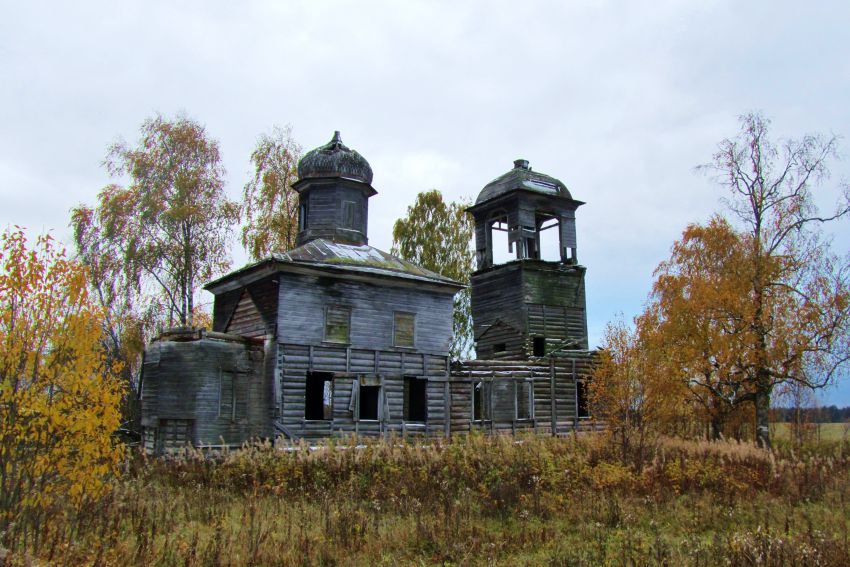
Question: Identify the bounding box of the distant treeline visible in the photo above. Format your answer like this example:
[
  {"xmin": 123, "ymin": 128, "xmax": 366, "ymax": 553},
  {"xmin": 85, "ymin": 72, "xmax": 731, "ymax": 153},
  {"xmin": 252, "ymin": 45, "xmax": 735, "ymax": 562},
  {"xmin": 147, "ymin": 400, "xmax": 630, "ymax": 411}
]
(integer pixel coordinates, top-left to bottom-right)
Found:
[{"xmin": 773, "ymin": 406, "xmax": 850, "ymax": 423}]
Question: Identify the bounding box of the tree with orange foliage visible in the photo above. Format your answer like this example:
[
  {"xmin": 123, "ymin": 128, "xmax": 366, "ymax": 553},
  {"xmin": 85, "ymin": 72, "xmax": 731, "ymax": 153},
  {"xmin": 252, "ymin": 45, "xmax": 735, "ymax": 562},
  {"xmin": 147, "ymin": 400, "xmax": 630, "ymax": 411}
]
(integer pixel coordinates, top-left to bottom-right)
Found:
[
  {"xmin": 645, "ymin": 217, "xmax": 765, "ymax": 439},
  {"xmin": 0, "ymin": 229, "xmax": 124, "ymax": 544},
  {"xmin": 589, "ymin": 316, "xmax": 686, "ymax": 467},
  {"xmin": 697, "ymin": 113, "xmax": 850, "ymax": 447}
]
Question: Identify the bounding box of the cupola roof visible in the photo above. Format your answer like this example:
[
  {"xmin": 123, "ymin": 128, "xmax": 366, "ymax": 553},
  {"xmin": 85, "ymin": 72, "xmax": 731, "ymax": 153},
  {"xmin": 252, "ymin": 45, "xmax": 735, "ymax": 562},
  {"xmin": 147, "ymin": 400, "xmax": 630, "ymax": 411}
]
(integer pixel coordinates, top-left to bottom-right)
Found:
[
  {"xmin": 297, "ymin": 131, "xmax": 373, "ymax": 184},
  {"xmin": 475, "ymin": 159, "xmax": 571, "ymax": 205}
]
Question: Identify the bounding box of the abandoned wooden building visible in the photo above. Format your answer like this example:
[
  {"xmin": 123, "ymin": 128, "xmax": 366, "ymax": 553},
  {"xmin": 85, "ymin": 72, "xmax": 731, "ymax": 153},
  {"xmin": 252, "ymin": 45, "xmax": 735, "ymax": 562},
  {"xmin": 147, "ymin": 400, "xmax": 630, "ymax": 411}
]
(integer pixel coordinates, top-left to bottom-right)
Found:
[{"xmin": 140, "ymin": 132, "xmax": 595, "ymax": 454}]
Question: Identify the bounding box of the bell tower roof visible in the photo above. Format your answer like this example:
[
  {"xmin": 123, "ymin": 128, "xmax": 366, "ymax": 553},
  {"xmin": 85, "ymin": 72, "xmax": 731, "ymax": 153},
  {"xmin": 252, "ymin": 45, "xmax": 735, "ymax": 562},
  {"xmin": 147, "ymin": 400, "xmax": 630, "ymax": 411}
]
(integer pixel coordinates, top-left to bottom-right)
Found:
[{"xmin": 474, "ymin": 159, "xmax": 571, "ymax": 206}]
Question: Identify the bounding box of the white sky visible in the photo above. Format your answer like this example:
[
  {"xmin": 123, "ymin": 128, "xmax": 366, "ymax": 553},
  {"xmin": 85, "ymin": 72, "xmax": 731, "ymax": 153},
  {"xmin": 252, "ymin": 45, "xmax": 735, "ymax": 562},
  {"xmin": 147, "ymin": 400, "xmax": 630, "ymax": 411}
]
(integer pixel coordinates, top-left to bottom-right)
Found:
[{"xmin": 2, "ymin": 0, "xmax": 849, "ymax": 404}]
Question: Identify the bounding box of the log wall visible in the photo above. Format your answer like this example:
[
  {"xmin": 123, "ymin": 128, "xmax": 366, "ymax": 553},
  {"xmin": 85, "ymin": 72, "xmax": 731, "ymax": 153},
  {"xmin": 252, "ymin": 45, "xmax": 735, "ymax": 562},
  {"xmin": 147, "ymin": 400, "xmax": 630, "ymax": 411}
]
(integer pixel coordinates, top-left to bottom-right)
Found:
[{"xmin": 140, "ymin": 330, "xmax": 270, "ymax": 454}]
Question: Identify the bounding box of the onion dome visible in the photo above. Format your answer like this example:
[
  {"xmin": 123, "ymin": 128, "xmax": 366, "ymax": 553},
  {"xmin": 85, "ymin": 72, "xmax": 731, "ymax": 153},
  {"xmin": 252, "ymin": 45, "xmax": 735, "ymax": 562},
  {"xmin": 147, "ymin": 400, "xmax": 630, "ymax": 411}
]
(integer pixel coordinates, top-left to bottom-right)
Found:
[
  {"xmin": 297, "ymin": 131, "xmax": 373, "ymax": 185},
  {"xmin": 475, "ymin": 159, "xmax": 571, "ymax": 205}
]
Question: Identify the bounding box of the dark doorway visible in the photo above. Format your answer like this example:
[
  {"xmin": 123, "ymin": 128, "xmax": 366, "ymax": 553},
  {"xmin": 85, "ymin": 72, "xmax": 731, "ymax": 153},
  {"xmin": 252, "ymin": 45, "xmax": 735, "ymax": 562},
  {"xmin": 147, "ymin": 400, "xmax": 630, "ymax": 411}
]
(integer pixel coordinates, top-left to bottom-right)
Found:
[
  {"xmin": 360, "ymin": 385, "xmax": 380, "ymax": 420},
  {"xmin": 576, "ymin": 379, "xmax": 590, "ymax": 418},
  {"xmin": 532, "ymin": 337, "xmax": 546, "ymax": 356},
  {"xmin": 473, "ymin": 381, "xmax": 489, "ymax": 421},
  {"xmin": 404, "ymin": 377, "xmax": 428, "ymax": 422},
  {"xmin": 305, "ymin": 372, "xmax": 333, "ymax": 420}
]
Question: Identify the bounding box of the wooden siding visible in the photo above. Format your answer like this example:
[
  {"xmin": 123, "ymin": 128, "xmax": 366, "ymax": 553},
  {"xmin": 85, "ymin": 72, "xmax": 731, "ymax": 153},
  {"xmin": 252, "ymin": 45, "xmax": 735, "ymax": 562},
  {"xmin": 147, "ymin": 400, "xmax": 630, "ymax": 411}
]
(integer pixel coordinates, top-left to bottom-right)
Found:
[
  {"xmin": 215, "ymin": 277, "xmax": 278, "ymax": 337},
  {"xmin": 212, "ymin": 288, "xmax": 242, "ymax": 332},
  {"xmin": 297, "ymin": 181, "xmax": 371, "ymax": 246},
  {"xmin": 140, "ymin": 332, "xmax": 270, "ymax": 453},
  {"xmin": 277, "ymin": 272, "xmax": 454, "ymax": 355},
  {"xmin": 472, "ymin": 260, "xmax": 588, "ymax": 359},
  {"xmin": 278, "ymin": 343, "xmax": 451, "ymax": 440},
  {"xmin": 450, "ymin": 353, "xmax": 598, "ymax": 435}
]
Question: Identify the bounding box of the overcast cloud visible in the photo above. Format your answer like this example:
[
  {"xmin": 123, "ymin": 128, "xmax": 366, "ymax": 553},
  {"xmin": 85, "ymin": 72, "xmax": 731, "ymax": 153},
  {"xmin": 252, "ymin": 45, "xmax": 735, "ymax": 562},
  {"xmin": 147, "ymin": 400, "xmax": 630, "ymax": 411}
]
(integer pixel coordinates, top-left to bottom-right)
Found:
[{"xmin": 2, "ymin": 0, "xmax": 849, "ymax": 403}]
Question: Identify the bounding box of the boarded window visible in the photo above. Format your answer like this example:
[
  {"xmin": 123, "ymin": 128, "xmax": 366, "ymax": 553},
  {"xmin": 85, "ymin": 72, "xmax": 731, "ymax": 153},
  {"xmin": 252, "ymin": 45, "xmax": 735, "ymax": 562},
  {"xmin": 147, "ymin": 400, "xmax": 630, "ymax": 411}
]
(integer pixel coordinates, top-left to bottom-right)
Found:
[
  {"xmin": 305, "ymin": 372, "xmax": 333, "ymax": 420},
  {"xmin": 325, "ymin": 305, "xmax": 351, "ymax": 343},
  {"xmin": 516, "ymin": 380, "xmax": 533, "ymax": 420},
  {"xmin": 219, "ymin": 369, "xmax": 246, "ymax": 421},
  {"xmin": 533, "ymin": 336, "xmax": 546, "ymax": 356},
  {"xmin": 360, "ymin": 385, "xmax": 380, "ymax": 420},
  {"xmin": 393, "ymin": 312, "xmax": 415, "ymax": 348},
  {"xmin": 342, "ymin": 200, "xmax": 360, "ymax": 229},
  {"xmin": 155, "ymin": 419, "xmax": 192, "ymax": 455},
  {"xmin": 473, "ymin": 381, "xmax": 491, "ymax": 421},
  {"xmin": 220, "ymin": 370, "xmax": 233, "ymax": 418},
  {"xmin": 404, "ymin": 377, "xmax": 427, "ymax": 422},
  {"xmin": 576, "ymin": 379, "xmax": 591, "ymax": 418}
]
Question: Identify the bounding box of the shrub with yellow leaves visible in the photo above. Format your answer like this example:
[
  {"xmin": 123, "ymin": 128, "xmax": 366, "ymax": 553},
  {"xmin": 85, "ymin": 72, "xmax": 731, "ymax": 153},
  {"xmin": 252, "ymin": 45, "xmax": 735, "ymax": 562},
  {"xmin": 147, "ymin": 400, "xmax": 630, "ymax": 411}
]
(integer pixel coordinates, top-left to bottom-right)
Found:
[{"xmin": 0, "ymin": 228, "xmax": 124, "ymax": 544}]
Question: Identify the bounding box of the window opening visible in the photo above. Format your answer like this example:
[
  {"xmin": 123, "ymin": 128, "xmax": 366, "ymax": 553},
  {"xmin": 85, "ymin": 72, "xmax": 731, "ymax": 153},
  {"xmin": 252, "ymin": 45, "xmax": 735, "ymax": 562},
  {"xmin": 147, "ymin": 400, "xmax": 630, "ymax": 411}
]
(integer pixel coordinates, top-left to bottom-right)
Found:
[
  {"xmin": 394, "ymin": 312, "xmax": 415, "ymax": 348},
  {"xmin": 516, "ymin": 380, "xmax": 533, "ymax": 420},
  {"xmin": 359, "ymin": 385, "xmax": 380, "ymax": 420},
  {"xmin": 537, "ymin": 215, "xmax": 561, "ymax": 261},
  {"xmin": 473, "ymin": 381, "xmax": 490, "ymax": 421},
  {"xmin": 533, "ymin": 336, "xmax": 546, "ymax": 357},
  {"xmin": 522, "ymin": 225, "xmax": 538, "ymax": 259},
  {"xmin": 493, "ymin": 342, "xmax": 506, "ymax": 353},
  {"xmin": 403, "ymin": 377, "xmax": 427, "ymax": 422},
  {"xmin": 577, "ymin": 379, "xmax": 591, "ymax": 418},
  {"xmin": 299, "ymin": 201, "xmax": 308, "ymax": 231},
  {"xmin": 324, "ymin": 305, "xmax": 351, "ymax": 343},
  {"xmin": 305, "ymin": 371, "xmax": 333, "ymax": 420},
  {"xmin": 490, "ymin": 216, "xmax": 513, "ymax": 264}
]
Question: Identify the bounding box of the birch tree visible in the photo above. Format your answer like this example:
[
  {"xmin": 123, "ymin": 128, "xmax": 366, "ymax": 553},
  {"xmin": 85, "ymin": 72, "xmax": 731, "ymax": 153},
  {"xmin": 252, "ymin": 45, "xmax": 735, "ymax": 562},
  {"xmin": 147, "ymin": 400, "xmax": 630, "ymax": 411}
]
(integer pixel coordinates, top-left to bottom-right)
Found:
[
  {"xmin": 72, "ymin": 113, "xmax": 240, "ymax": 329},
  {"xmin": 241, "ymin": 124, "xmax": 303, "ymax": 259},
  {"xmin": 392, "ymin": 190, "xmax": 475, "ymax": 359}
]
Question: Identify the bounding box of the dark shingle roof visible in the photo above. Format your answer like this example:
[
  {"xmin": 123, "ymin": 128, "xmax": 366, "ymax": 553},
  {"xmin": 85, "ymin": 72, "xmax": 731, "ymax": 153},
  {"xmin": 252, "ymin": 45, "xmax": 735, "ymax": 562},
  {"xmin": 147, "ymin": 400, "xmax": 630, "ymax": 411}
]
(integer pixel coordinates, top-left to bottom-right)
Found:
[
  {"xmin": 475, "ymin": 159, "xmax": 571, "ymax": 205},
  {"xmin": 297, "ymin": 131, "xmax": 373, "ymax": 185}
]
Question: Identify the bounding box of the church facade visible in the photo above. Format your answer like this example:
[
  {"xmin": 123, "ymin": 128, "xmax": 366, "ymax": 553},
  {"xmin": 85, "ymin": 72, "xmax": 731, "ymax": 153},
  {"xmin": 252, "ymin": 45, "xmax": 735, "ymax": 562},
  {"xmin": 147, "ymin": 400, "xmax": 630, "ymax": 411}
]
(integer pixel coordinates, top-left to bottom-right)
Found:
[{"xmin": 140, "ymin": 132, "xmax": 595, "ymax": 454}]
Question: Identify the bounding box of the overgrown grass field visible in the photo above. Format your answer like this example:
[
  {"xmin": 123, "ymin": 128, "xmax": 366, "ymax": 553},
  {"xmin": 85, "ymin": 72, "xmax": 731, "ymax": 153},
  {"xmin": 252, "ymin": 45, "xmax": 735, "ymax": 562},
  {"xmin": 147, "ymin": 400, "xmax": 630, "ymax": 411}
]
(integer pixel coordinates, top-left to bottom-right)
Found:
[
  {"xmin": 771, "ymin": 422, "xmax": 850, "ymax": 443},
  {"xmin": 6, "ymin": 434, "xmax": 850, "ymax": 566}
]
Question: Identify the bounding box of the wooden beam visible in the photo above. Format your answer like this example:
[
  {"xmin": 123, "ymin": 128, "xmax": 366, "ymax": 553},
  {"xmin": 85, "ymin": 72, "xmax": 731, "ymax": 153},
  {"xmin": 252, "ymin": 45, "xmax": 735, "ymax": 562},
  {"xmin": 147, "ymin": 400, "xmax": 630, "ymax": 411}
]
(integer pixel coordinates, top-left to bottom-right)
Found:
[{"xmin": 549, "ymin": 357, "xmax": 556, "ymax": 436}]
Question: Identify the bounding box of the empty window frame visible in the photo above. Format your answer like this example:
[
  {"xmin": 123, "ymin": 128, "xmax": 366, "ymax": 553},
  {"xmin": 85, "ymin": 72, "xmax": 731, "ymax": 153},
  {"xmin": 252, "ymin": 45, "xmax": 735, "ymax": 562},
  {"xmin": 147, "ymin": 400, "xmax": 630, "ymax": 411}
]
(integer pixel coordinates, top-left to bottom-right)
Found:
[
  {"xmin": 359, "ymin": 385, "xmax": 381, "ymax": 420},
  {"xmin": 532, "ymin": 336, "xmax": 546, "ymax": 357},
  {"xmin": 324, "ymin": 305, "xmax": 351, "ymax": 343},
  {"xmin": 393, "ymin": 311, "xmax": 415, "ymax": 348},
  {"xmin": 516, "ymin": 380, "xmax": 534, "ymax": 420},
  {"xmin": 403, "ymin": 377, "xmax": 428, "ymax": 422},
  {"xmin": 305, "ymin": 372, "xmax": 334, "ymax": 420},
  {"xmin": 537, "ymin": 214, "xmax": 561, "ymax": 261},
  {"xmin": 576, "ymin": 379, "xmax": 591, "ymax": 419},
  {"xmin": 299, "ymin": 201, "xmax": 308, "ymax": 231},
  {"xmin": 493, "ymin": 342, "xmax": 506, "ymax": 354},
  {"xmin": 472, "ymin": 381, "xmax": 491, "ymax": 421}
]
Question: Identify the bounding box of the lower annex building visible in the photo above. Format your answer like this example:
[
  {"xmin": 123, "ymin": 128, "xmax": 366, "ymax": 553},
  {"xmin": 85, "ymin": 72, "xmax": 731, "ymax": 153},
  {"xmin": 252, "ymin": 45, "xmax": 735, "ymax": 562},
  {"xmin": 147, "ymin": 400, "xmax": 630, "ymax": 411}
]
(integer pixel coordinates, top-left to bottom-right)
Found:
[{"xmin": 140, "ymin": 132, "xmax": 596, "ymax": 454}]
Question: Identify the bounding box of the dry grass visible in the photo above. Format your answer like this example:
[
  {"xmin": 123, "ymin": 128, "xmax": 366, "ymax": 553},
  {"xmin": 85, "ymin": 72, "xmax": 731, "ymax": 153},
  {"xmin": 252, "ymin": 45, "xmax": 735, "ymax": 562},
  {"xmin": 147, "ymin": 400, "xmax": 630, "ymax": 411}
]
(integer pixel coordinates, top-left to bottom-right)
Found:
[
  {"xmin": 3, "ymin": 434, "xmax": 850, "ymax": 566},
  {"xmin": 772, "ymin": 422, "xmax": 850, "ymax": 443}
]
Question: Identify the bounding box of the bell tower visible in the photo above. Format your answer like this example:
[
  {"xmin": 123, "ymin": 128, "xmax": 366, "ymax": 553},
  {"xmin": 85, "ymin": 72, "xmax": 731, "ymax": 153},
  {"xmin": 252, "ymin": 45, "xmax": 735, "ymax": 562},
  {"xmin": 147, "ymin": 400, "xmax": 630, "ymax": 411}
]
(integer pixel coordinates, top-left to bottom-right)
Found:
[{"xmin": 467, "ymin": 159, "xmax": 588, "ymax": 359}]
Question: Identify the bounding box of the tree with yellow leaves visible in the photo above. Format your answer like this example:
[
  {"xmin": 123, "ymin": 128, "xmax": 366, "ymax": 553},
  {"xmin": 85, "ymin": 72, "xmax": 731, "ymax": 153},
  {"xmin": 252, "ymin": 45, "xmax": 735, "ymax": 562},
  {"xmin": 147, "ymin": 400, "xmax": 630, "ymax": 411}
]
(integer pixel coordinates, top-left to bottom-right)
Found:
[
  {"xmin": 589, "ymin": 316, "xmax": 686, "ymax": 467},
  {"xmin": 241, "ymin": 124, "xmax": 303, "ymax": 260},
  {"xmin": 646, "ymin": 217, "xmax": 765, "ymax": 439},
  {"xmin": 0, "ymin": 229, "xmax": 124, "ymax": 544}
]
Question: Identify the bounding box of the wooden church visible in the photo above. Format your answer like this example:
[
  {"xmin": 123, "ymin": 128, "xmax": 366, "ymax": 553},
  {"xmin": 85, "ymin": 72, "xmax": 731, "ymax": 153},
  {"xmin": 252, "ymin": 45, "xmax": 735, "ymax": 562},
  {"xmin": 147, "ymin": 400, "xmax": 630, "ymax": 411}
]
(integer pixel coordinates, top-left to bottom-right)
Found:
[{"xmin": 140, "ymin": 132, "xmax": 595, "ymax": 454}]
